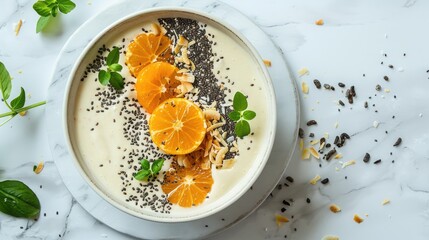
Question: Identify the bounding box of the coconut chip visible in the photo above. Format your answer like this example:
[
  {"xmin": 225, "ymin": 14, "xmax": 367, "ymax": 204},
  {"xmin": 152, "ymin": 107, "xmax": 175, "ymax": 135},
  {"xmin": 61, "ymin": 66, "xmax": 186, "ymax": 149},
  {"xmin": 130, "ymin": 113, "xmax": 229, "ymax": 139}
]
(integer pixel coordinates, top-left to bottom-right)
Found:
[
  {"xmin": 15, "ymin": 19, "xmax": 23, "ymax": 36},
  {"xmin": 263, "ymin": 59, "xmax": 272, "ymax": 67},
  {"xmin": 315, "ymin": 19, "xmax": 324, "ymax": 25},
  {"xmin": 302, "ymin": 81, "xmax": 309, "ymax": 94},
  {"xmin": 204, "ymin": 108, "xmax": 220, "ymax": 121},
  {"xmin": 310, "ymin": 175, "xmax": 321, "ymax": 185},
  {"xmin": 298, "ymin": 67, "xmax": 309, "ymax": 76},
  {"xmin": 299, "ymin": 139, "xmax": 304, "ymax": 151},
  {"xmin": 309, "ymin": 147, "xmax": 320, "ymax": 159},
  {"xmin": 353, "ymin": 214, "xmax": 364, "ymax": 224},
  {"xmin": 382, "ymin": 199, "xmax": 390, "ymax": 205},
  {"xmin": 329, "ymin": 204, "xmax": 341, "ymax": 213},
  {"xmin": 275, "ymin": 214, "xmax": 289, "ymax": 227},
  {"xmin": 334, "ymin": 153, "xmax": 342, "ymax": 159},
  {"xmin": 302, "ymin": 148, "xmax": 310, "ymax": 160},
  {"xmin": 341, "ymin": 160, "xmax": 356, "ymax": 168},
  {"xmin": 322, "ymin": 235, "xmax": 340, "ymax": 240},
  {"xmin": 222, "ymin": 158, "xmax": 236, "ymax": 169},
  {"xmin": 33, "ymin": 162, "xmax": 44, "ymax": 174}
]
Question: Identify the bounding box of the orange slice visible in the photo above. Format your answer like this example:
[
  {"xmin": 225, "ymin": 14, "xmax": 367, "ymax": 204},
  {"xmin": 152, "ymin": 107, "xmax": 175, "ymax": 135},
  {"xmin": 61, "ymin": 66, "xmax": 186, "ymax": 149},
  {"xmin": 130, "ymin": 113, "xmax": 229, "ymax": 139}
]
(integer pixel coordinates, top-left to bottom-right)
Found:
[
  {"xmin": 125, "ymin": 33, "xmax": 172, "ymax": 77},
  {"xmin": 135, "ymin": 62, "xmax": 180, "ymax": 113},
  {"xmin": 162, "ymin": 165, "xmax": 213, "ymax": 207},
  {"xmin": 149, "ymin": 98, "xmax": 206, "ymax": 155}
]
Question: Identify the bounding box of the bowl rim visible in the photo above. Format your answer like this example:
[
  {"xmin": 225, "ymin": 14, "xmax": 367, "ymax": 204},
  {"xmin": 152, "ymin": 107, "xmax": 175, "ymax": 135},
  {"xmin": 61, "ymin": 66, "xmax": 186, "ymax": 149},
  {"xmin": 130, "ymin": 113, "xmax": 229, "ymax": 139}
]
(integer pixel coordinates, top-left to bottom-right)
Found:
[{"xmin": 63, "ymin": 6, "xmax": 277, "ymax": 223}]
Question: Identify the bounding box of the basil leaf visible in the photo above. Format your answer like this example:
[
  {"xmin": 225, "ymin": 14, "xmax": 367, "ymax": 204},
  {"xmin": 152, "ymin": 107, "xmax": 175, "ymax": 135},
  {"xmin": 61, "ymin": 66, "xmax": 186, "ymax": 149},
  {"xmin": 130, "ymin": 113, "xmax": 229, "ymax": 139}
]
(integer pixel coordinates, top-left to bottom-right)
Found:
[
  {"xmin": 151, "ymin": 158, "xmax": 165, "ymax": 174},
  {"xmin": 0, "ymin": 62, "xmax": 12, "ymax": 101},
  {"xmin": 33, "ymin": 1, "xmax": 52, "ymax": 17},
  {"xmin": 134, "ymin": 169, "xmax": 151, "ymax": 181},
  {"xmin": 140, "ymin": 159, "xmax": 150, "ymax": 170},
  {"xmin": 36, "ymin": 16, "xmax": 52, "ymax": 33},
  {"xmin": 0, "ymin": 180, "xmax": 40, "ymax": 218},
  {"xmin": 109, "ymin": 72, "xmax": 124, "ymax": 90},
  {"xmin": 235, "ymin": 120, "xmax": 251, "ymax": 138},
  {"xmin": 233, "ymin": 91, "xmax": 247, "ymax": 111},
  {"xmin": 98, "ymin": 70, "xmax": 110, "ymax": 86},
  {"xmin": 242, "ymin": 110, "xmax": 256, "ymax": 120},
  {"xmin": 106, "ymin": 47, "xmax": 120, "ymax": 66},
  {"xmin": 228, "ymin": 111, "xmax": 240, "ymax": 122},
  {"xmin": 109, "ymin": 63, "xmax": 123, "ymax": 72},
  {"xmin": 10, "ymin": 87, "xmax": 26, "ymax": 110},
  {"xmin": 57, "ymin": 0, "xmax": 76, "ymax": 14}
]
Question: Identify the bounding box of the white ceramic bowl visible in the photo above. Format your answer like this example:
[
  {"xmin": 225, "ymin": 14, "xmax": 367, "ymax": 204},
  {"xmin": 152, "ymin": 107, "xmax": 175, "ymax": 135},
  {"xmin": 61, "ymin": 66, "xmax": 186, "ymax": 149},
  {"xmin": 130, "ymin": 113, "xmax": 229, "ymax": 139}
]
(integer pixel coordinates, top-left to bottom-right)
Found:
[{"xmin": 64, "ymin": 7, "xmax": 276, "ymax": 222}]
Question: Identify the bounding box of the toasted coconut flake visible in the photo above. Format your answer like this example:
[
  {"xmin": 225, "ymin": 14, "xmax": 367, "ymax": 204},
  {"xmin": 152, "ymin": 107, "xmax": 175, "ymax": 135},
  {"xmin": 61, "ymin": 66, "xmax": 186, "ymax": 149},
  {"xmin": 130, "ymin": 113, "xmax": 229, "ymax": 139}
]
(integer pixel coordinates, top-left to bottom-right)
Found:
[
  {"xmin": 178, "ymin": 35, "xmax": 189, "ymax": 46},
  {"xmin": 353, "ymin": 214, "xmax": 364, "ymax": 224},
  {"xmin": 181, "ymin": 48, "xmax": 191, "ymax": 65},
  {"xmin": 302, "ymin": 148, "xmax": 310, "ymax": 160},
  {"xmin": 319, "ymin": 142, "xmax": 326, "ymax": 150},
  {"xmin": 204, "ymin": 109, "xmax": 220, "ymax": 121},
  {"xmin": 201, "ymin": 157, "xmax": 211, "ymax": 170},
  {"xmin": 33, "ymin": 162, "xmax": 44, "ymax": 174},
  {"xmin": 324, "ymin": 133, "xmax": 329, "ymax": 139},
  {"xmin": 342, "ymin": 160, "xmax": 356, "ymax": 168},
  {"xmin": 329, "ymin": 204, "xmax": 341, "ymax": 213},
  {"xmin": 275, "ymin": 214, "xmax": 289, "ymax": 227},
  {"xmin": 152, "ymin": 23, "xmax": 162, "ymax": 35},
  {"xmin": 183, "ymin": 158, "xmax": 192, "ymax": 168},
  {"xmin": 298, "ymin": 67, "xmax": 309, "ymax": 76},
  {"xmin": 309, "ymin": 147, "xmax": 320, "ymax": 159},
  {"xmin": 222, "ymin": 158, "xmax": 236, "ymax": 169},
  {"xmin": 315, "ymin": 19, "xmax": 324, "ymax": 25},
  {"xmin": 299, "ymin": 139, "xmax": 304, "ymax": 151},
  {"xmin": 230, "ymin": 147, "xmax": 238, "ymax": 153},
  {"xmin": 384, "ymin": 88, "xmax": 391, "ymax": 93},
  {"xmin": 215, "ymin": 147, "xmax": 228, "ymax": 166},
  {"xmin": 322, "ymin": 235, "xmax": 340, "ymax": 240},
  {"xmin": 302, "ymin": 81, "xmax": 309, "ymax": 94},
  {"xmin": 233, "ymin": 141, "xmax": 239, "ymax": 149},
  {"xmin": 214, "ymin": 134, "xmax": 228, "ymax": 147},
  {"xmin": 15, "ymin": 19, "xmax": 23, "ymax": 36},
  {"xmin": 334, "ymin": 153, "xmax": 343, "ymax": 159},
  {"xmin": 334, "ymin": 121, "xmax": 339, "ymax": 128},
  {"xmin": 382, "ymin": 199, "xmax": 390, "ymax": 205},
  {"xmin": 263, "ymin": 59, "xmax": 272, "ymax": 67},
  {"xmin": 207, "ymin": 122, "xmax": 225, "ymax": 132},
  {"xmin": 310, "ymin": 175, "xmax": 321, "ymax": 185},
  {"xmin": 310, "ymin": 139, "xmax": 320, "ymax": 145}
]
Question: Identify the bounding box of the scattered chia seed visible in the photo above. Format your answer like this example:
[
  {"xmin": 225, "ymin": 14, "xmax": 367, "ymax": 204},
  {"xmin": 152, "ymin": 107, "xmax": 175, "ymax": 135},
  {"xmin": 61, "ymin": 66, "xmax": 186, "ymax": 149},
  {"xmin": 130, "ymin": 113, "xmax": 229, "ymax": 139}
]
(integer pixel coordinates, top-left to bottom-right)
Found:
[
  {"xmin": 306, "ymin": 198, "xmax": 311, "ymax": 203},
  {"xmin": 281, "ymin": 207, "xmax": 286, "ymax": 212},
  {"xmin": 364, "ymin": 101, "xmax": 368, "ymax": 108},
  {"xmin": 374, "ymin": 159, "xmax": 382, "ymax": 164},
  {"xmin": 376, "ymin": 85, "xmax": 381, "ymax": 91},
  {"xmin": 313, "ymin": 79, "xmax": 321, "ymax": 89},
  {"xmin": 339, "ymin": 100, "xmax": 345, "ymax": 106},
  {"xmin": 323, "ymin": 84, "xmax": 331, "ymax": 90},
  {"xmin": 283, "ymin": 200, "xmax": 291, "ymax": 206},
  {"xmin": 393, "ymin": 137, "xmax": 402, "ymax": 147},
  {"xmin": 363, "ymin": 153, "xmax": 370, "ymax": 163},
  {"xmin": 383, "ymin": 76, "xmax": 389, "ymax": 81},
  {"xmin": 309, "ymin": 133, "xmax": 315, "ymax": 138},
  {"xmin": 298, "ymin": 128, "xmax": 304, "ymax": 138},
  {"xmin": 325, "ymin": 149, "xmax": 337, "ymax": 160},
  {"xmin": 286, "ymin": 176, "xmax": 294, "ymax": 183},
  {"xmin": 307, "ymin": 120, "xmax": 317, "ymax": 126},
  {"xmin": 321, "ymin": 178, "xmax": 329, "ymax": 184},
  {"xmin": 388, "ymin": 64, "xmax": 394, "ymax": 69},
  {"xmin": 338, "ymin": 82, "xmax": 345, "ymax": 88}
]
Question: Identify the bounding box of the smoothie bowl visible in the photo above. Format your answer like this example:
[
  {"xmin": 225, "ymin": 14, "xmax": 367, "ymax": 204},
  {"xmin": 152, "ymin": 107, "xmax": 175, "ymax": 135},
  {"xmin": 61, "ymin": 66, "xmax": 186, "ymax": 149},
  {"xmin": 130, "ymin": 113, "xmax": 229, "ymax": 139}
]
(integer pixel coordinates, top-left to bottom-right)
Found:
[{"xmin": 64, "ymin": 8, "xmax": 276, "ymax": 222}]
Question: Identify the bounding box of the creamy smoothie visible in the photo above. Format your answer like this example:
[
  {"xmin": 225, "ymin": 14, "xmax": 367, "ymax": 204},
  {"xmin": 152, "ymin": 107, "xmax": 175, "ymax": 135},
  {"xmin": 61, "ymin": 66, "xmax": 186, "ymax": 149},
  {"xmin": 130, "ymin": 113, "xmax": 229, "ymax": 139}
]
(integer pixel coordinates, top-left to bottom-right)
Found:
[{"xmin": 71, "ymin": 16, "xmax": 272, "ymax": 217}]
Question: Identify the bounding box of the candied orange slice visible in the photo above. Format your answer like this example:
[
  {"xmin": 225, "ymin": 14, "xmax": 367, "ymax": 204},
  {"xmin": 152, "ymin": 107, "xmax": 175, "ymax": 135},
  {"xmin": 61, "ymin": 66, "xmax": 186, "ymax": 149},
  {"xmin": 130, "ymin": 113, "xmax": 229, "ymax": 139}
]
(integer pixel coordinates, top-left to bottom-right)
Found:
[
  {"xmin": 135, "ymin": 62, "xmax": 180, "ymax": 113},
  {"xmin": 125, "ymin": 33, "xmax": 172, "ymax": 77},
  {"xmin": 149, "ymin": 98, "xmax": 206, "ymax": 155},
  {"xmin": 162, "ymin": 165, "xmax": 213, "ymax": 207}
]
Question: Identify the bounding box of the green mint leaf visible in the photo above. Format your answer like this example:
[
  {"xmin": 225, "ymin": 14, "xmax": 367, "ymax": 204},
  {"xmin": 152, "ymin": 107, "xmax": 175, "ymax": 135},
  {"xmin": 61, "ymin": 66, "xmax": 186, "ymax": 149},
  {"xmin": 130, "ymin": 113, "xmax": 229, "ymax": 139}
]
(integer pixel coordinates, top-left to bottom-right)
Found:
[
  {"xmin": 33, "ymin": 1, "xmax": 52, "ymax": 17},
  {"xmin": 228, "ymin": 111, "xmax": 240, "ymax": 122},
  {"xmin": 10, "ymin": 87, "xmax": 26, "ymax": 110},
  {"xmin": 235, "ymin": 120, "xmax": 251, "ymax": 138},
  {"xmin": 57, "ymin": 0, "xmax": 76, "ymax": 14},
  {"xmin": 51, "ymin": 6, "xmax": 58, "ymax": 17},
  {"xmin": 109, "ymin": 63, "xmax": 123, "ymax": 72},
  {"xmin": 45, "ymin": 0, "xmax": 57, "ymax": 5},
  {"xmin": 233, "ymin": 91, "xmax": 248, "ymax": 111},
  {"xmin": 134, "ymin": 169, "xmax": 151, "ymax": 181},
  {"xmin": 106, "ymin": 47, "xmax": 120, "ymax": 66},
  {"xmin": 109, "ymin": 72, "xmax": 124, "ymax": 90},
  {"xmin": 242, "ymin": 110, "xmax": 256, "ymax": 120},
  {"xmin": 0, "ymin": 180, "xmax": 41, "ymax": 218},
  {"xmin": 0, "ymin": 62, "xmax": 12, "ymax": 101},
  {"xmin": 98, "ymin": 70, "xmax": 110, "ymax": 86},
  {"xmin": 151, "ymin": 158, "xmax": 165, "ymax": 175},
  {"xmin": 140, "ymin": 159, "xmax": 150, "ymax": 170},
  {"xmin": 36, "ymin": 16, "xmax": 52, "ymax": 33}
]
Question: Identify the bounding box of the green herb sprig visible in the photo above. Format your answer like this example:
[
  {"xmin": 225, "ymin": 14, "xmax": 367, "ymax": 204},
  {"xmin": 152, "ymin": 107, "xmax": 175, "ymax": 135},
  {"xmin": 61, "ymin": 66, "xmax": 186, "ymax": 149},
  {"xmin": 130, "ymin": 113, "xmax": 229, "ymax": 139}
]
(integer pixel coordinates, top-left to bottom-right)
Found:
[
  {"xmin": 98, "ymin": 47, "xmax": 125, "ymax": 90},
  {"xmin": 134, "ymin": 158, "xmax": 165, "ymax": 181},
  {"xmin": 228, "ymin": 91, "xmax": 256, "ymax": 138},
  {"xmin": 0, "ymin": 62, "xmax": 46, "ymax": 127},
  {"xmin": 33, "ymin": 0, "xmax": 76, "ymax": 33},
  {"xmin": 0, "ymin": 180, "xmax": 41, "ymax": 218}
]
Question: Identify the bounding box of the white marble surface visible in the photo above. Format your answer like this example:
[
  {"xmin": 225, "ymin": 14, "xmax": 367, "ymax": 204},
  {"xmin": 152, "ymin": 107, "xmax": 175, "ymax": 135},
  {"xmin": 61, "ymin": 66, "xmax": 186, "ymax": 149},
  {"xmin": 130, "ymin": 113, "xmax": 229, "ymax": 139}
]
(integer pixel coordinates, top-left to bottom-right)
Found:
[{"xmin": 1, "ymin": 0, "xmax": 429, "ymax": 239}]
